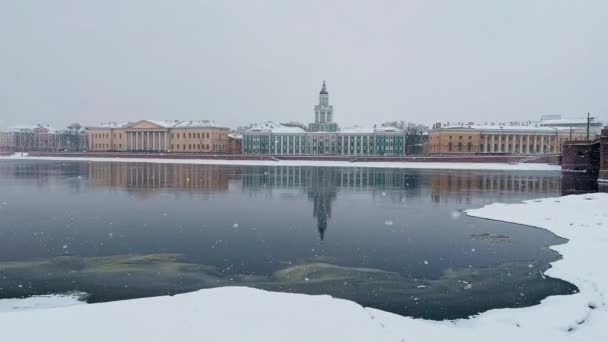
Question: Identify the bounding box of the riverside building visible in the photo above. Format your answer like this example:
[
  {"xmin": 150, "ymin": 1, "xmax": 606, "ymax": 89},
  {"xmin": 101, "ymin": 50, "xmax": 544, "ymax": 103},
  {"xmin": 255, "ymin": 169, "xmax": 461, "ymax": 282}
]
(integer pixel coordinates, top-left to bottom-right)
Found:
[
  {"xmin": 0, "ymin": 124, "xmax": 87, "ymax": 152},
  {"xmin": 427, "ymin": 116, "xmax": 603, "ymax": 155},
  {"xmin": 88, "ymin": 120, "xmax": 230, "ymax": 153},
  {"xmin": 242, "ymin": 82, "xmax": 406, "ymax": 156}
]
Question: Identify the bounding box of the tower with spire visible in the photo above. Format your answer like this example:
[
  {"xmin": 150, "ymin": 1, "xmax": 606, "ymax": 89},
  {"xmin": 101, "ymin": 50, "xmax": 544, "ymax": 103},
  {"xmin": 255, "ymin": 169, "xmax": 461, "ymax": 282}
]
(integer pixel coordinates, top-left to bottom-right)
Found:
[{"xmin": 310, "ymin": 81, "xmax": 338, "ymax": 132}]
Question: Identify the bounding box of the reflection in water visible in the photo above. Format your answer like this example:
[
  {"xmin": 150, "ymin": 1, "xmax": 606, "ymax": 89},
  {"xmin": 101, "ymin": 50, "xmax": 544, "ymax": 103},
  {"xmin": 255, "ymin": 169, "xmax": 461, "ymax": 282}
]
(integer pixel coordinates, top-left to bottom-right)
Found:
[
  {"xmin": 560, "ymin": 173, "xmax": 600, "ymax": 195},
  {"xmin": 88, "ymin": 162, "xmax": 241, "ymax": 193},
  {"xmin": 0, "ymin": 160, "xmax": 597, "ymax": 319}
]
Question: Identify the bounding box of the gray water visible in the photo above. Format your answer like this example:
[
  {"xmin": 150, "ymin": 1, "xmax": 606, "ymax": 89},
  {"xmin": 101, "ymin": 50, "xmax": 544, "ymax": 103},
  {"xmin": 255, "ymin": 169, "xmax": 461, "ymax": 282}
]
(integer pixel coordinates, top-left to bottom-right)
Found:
[{"xmin": 0, "ymin": 160, "xmax": 590, "ymax": 319}]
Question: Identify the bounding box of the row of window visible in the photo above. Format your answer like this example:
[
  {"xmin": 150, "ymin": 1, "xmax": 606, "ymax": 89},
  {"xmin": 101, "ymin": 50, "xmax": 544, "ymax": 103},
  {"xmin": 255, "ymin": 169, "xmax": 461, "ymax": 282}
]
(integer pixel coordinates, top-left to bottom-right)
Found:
[
  {"xmin": 171, "ymin": 144, "xmax": 225, "ymax": 151},
  {"xmin": 91, "ymin": 133, "xmax": 124, "ymax": 140},
  {"xmin": 174, "ymin": 132, "xmax": 213, "ymax": 139},
  {"xmin": 92, "ymin": 133, "xmax": 112, "ymax": 139},
  {"xmin": 92, "ymin": 132, "xmax": 228, "ymax": 140},
  {"xmin": 93, "ymin": 143, "xmax": 123, "ymax": 149},
  {"xmin": 446, "ymin": 142, "xmax": 553, "ymax": 152}
]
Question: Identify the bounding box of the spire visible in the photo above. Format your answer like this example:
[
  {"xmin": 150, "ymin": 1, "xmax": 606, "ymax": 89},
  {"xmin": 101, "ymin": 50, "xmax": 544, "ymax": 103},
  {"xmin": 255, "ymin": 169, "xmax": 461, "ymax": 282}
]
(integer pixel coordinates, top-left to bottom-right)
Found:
[{"xmin": 320, "ymin": 81, "xmax": 328, "ymax": 95}]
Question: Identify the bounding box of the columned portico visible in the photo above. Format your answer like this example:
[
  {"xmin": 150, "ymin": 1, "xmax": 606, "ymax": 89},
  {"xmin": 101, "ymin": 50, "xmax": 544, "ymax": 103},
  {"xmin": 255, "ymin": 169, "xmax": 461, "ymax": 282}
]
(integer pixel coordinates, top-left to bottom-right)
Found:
[{"xmin": 126, "ymin": 130, "xmax": 169, "ymax": 152}]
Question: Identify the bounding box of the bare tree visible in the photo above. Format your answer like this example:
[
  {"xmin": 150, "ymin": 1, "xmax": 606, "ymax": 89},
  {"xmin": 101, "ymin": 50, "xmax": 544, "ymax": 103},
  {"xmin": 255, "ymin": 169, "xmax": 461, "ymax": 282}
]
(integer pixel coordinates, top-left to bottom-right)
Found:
[{"xmin": 382, "ymin": 121, "xmax": 428, "ymax": 155}]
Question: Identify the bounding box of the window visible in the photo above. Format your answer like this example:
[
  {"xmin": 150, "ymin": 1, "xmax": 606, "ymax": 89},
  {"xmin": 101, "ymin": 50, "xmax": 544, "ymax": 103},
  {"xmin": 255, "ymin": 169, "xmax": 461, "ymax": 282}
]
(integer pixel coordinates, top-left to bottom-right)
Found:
[
  {"xmin": 448, "ymin": 142, "xmax": 453, "ymax": 151},
  {"xmin": 177, "ymin": 133, "xmax": 180, "ymax": 139},
  {"xmin": 458, "ymin": 142, "xmax": 462, "ymax": 151},
  {"xmin": 467, "ymin": 143, "xmax": 472, "ymax": 152}
]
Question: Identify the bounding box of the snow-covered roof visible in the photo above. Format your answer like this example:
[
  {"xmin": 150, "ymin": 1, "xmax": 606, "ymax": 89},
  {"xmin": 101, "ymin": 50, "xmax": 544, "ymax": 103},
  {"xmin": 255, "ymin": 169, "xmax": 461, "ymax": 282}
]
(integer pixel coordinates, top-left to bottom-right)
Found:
[
  {"xmin": 245, "ymin": 122, "xmax": 306, "ymax": 134},
  {"xmin": 145, "ymin": 120, "xmax": 180, "ymax": 128},
  {"xmin": 3, "ymin": 124, "xmax": 58, "ymax": 133},
  {"xmin": 88, "ymin": 122, "xmax": 130, "ymax": 129},
  {"xmin": 539, "ymin": 117, "xmax": 602, "ymax": 126},
  {"xmin": 433, "ymin": 124, "xmax": 568, "ymax": 132},
  {"xmin": 339, "ymin": 126, "xmax": 403, "ymax": 134},
  {"xmin": 174, "ymin": 120, "xmax": 228, "ymax": 129}
]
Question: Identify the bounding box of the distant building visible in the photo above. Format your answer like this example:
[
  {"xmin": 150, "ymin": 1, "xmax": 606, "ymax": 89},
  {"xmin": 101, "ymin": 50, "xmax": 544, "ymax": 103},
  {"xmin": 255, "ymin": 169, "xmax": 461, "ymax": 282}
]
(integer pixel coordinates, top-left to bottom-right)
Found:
[
  {"xmin": 243, "ymin": 82, "xmax": 406, "ymax": 156},
  {"xmin": 428, "ymin": 116, "xmax": 603, "ymax": 155},
  {"xmin": 539, "ymin": 115, "xmax": 603, "ymax": 137},
  {"xmin": 0, "ymin": 124, "xmax": 87, "ymax": 152},
  {"xmin": 87, "ymin": 120, "xmax": 230, "ymax": 153}
]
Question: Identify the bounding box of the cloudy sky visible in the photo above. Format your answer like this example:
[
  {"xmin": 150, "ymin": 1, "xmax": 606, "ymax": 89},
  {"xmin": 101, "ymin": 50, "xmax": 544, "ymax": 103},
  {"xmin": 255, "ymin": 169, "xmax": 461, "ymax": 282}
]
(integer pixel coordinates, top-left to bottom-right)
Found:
[{"xmin": 0, "ymin": 0, "xmax": 606, "ymax": 129}]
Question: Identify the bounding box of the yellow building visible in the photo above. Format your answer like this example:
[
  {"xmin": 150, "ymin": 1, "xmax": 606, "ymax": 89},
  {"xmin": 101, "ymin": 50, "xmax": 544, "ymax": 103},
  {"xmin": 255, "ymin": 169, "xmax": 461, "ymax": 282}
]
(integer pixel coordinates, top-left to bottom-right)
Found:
[
  {"xmin": 88, "ymin": 120, "xmax": 230, "ymax": 153},
  {"xmin": 428, "ymin": 121, "xmax": 596, "ymax": 155}
]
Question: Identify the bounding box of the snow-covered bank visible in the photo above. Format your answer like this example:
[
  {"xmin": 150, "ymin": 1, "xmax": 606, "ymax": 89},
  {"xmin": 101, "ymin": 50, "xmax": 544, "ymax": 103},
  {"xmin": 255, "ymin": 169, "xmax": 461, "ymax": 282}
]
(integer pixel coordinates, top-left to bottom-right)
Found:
[
  {"xmin": 0, "ymin": 193, "xmax": 606, "ymax": 341},
  {"xmin": 0, "ymin": 153, "xmax": 561, "ymax": 171}
]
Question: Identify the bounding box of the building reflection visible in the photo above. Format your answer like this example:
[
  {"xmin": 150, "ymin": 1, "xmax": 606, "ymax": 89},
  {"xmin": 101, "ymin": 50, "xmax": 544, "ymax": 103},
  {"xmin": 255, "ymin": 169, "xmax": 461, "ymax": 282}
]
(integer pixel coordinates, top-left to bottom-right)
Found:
[
  {"xmin": 307, "ymin": 168, "xmax": 337, "ymax": 240},
  {"xmin": 5, "ymin": 161, "xmax": 601, "ymax": 241},
  {"xmin": 87, "ymin": 162, "xmax": 240, "ymax": 195},
  {"xmin": 0, "ymin": 161, "xmax": 89, "ymax": 190},
  {"xmin": 242, "ymin": 166, "xmax": 424, "ymax": 239},
  {"xmin": 428, "ymin": 173, "xmax": 563, "ymax": 204},
  {"xmin": 560, "ymin": 173, "xmax": 599, "ymax": 195}
]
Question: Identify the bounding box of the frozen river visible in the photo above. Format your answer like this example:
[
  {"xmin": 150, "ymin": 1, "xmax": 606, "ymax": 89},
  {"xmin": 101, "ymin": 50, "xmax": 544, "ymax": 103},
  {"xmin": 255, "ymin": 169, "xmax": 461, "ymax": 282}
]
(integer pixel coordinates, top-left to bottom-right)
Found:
[{"xmin": 0, "ymin": 160, "xmax": 595, "ymax": 319}]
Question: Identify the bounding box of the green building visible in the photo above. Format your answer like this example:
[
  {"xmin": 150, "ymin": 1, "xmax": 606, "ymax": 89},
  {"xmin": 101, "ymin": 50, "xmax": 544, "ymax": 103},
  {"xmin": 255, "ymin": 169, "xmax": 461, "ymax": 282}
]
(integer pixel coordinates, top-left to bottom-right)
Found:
[{"xmin": 243, "ymin": 82, "xmax": 406, "ymax": 156}]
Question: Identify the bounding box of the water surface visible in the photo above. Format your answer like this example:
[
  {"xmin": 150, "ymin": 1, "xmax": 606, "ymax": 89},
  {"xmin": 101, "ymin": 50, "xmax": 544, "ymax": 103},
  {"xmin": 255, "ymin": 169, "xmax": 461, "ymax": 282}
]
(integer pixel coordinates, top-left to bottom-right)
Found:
[{"xmin": 0, "ymin": 161, "xmax": 591, "ymax": 319}]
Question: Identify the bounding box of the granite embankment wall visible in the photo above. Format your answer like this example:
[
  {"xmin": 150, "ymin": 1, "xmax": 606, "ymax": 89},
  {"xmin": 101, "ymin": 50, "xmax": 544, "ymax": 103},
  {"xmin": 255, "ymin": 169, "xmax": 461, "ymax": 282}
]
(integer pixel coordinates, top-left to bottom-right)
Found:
[
  {"xmin": 562, "ymin": 140, "xmax": 601, "ymax": 173},
  {"xmin": 19, "ymin": 152, "xmax": 562, "ymax": 164},
  {"xmin": 600, "ymin": 129, "xmax": 608, "ymax": 181},
  {"xmin": 561, "ymin": 128, "xmax": 608, "ymax": 180}
]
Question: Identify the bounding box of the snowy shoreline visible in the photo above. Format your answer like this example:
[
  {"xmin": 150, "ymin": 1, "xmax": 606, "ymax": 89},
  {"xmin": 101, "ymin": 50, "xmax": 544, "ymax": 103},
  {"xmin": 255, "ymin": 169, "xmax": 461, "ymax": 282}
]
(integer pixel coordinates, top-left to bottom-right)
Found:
[
  {"xmin": 0, "ymin": 193, "xmax": 606, "ymax": 341},
  {"xmin": 0, "ymin": 154, "xmax": 562, "ymax": 171}
]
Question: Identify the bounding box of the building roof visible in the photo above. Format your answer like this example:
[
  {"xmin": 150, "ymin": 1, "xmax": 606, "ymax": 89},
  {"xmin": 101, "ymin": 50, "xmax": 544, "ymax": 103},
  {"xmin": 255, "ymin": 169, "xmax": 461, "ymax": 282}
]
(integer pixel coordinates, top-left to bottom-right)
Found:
[
  {"xmin": 145, "ymin": 120, "xmax": 180, "ymax": 128},
  {"xmin": 3, "ymin": 124, "xmax": 58, "ymax": 133},
  {"xmin": 245, "ymin": 121, "xmax": 306, "ymax": 134},
  {"xmin": 89, "ymin": 120, "xmax": 228, "ymax": 130},
  {"xmin": 173, "ymin": 120, "xmax": 227, "ymax": 129},
  {"xmin": 88, "ymin": 122, "xmax": 131, "ymax": 129},
  {"xmin": 339, "ymin": 126, "xmax": 404, "ymax": 134},
  {"xmin": 434, "ymin": 124, "xmax": 566, "ymax": 132},
  {"xmin": 539, "ymin": 117, "xmax": 602, "ymax": 126}
]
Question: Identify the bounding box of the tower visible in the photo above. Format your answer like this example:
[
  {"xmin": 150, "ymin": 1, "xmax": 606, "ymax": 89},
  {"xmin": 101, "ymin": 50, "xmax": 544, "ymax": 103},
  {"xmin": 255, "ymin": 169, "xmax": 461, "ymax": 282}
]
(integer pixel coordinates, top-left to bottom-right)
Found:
[{"xmin": 310, "ymin": 81, "xmax": 338, "ymax": 132}]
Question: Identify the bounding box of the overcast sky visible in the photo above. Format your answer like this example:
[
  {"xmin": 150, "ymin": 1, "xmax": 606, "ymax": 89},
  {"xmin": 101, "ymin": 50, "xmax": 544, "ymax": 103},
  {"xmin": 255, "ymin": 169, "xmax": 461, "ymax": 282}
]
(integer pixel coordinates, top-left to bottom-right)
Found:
[{"xmin": 0, "ymin": 0, "xmax": 606, "ymax": 129}]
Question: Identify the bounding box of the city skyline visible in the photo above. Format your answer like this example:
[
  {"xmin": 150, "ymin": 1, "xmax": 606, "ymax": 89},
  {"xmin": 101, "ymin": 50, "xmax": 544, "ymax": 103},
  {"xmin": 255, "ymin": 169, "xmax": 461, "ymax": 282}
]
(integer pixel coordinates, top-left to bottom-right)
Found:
[{"xmin": 1, "ymin": 1, "xmax": 606, "ymax": 129}]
